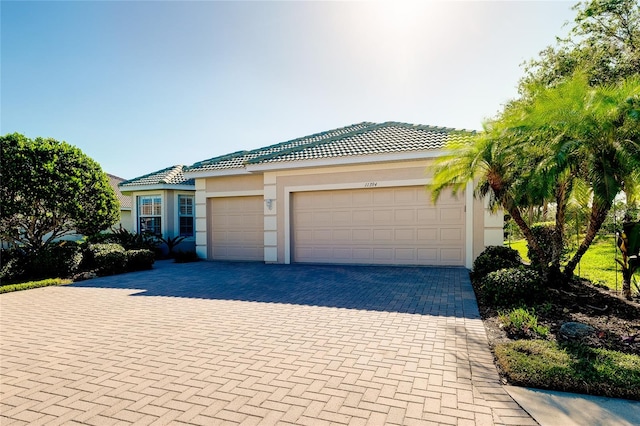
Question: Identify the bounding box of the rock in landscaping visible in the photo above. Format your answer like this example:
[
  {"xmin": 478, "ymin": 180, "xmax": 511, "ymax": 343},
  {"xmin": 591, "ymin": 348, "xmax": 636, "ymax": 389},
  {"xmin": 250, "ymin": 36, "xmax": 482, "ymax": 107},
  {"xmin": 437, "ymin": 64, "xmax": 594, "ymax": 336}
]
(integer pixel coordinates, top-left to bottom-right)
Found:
[{"xmin": 559, "ymin": 322, "xmax": 596, "ymax": 341}]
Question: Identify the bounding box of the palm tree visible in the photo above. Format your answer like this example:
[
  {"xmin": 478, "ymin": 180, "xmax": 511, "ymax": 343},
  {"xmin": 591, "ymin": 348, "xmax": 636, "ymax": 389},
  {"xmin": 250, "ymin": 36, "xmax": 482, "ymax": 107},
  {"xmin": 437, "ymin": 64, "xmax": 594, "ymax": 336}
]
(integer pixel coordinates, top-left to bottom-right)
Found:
[
  {"xmin": 432, "ymin": 73, "xmax": 640, "ymax": 285},
  {"xmin": 430, "ymin": 122, "xmax": 546, "ymax": 267},
  {"xmin": 521, "ymin": 73, "xmax": 640, "ymax": 278}
]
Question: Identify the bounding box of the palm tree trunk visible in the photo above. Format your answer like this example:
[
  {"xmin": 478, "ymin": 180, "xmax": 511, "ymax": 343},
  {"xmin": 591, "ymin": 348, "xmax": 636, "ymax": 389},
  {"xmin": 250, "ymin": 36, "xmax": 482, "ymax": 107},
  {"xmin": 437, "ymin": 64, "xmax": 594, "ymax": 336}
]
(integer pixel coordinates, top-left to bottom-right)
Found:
[
  {"xmin": 508, "ymin": 204, "xmax": 546, "ymax": 269},
  {"xmin": 564, "ymin": 203, "xmax": 609, "ymax": 278}
]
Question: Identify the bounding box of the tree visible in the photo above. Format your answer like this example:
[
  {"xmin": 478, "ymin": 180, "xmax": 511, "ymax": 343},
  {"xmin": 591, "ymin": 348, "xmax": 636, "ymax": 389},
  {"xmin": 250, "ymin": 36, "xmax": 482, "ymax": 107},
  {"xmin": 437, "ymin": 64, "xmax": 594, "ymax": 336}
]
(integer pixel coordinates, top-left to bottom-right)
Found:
[
  {"xmin": 0, "ymin": 133, "xmax": 119, "ymax": 253},
  {"xmin": 522, "ymin": 0, "xmax": 639, "ymax": 89},
  {"xmin": 431, "ymin": 73, "xmax": 640, "ymax": 283}
]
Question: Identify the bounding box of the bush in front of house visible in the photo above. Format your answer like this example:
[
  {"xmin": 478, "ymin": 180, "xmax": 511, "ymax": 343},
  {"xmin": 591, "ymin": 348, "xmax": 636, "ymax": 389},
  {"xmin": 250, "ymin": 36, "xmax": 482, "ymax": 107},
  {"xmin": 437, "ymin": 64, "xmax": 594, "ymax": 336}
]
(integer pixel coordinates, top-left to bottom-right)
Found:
[
  {"xmin": 1, "ymin": 243, "xmax": 83, "ymax": 281},
  {"xmin": 527, "ymin": 223, "xmax": 568, "ymax": 271},
  {"xmin": 472, "ymin": 245, "xmax": 522, "ymax": 281},
  {"xmin": 30, "ymin": 242, "xmax": 84, "ymax": 279},
  {"xmin": 87, "ymin": 243, "xmax": 127, "ymax": 276},
  {"xmin": 481, "ymin": 266, "xmax": 543, "ymax": 308},
  {"xmin": 0, "ymin": 248, "xmax": 30, "ymax": 282},
  {"xmin": 126, "ymin": 249, "xmax": 155, "ymax": 271}
]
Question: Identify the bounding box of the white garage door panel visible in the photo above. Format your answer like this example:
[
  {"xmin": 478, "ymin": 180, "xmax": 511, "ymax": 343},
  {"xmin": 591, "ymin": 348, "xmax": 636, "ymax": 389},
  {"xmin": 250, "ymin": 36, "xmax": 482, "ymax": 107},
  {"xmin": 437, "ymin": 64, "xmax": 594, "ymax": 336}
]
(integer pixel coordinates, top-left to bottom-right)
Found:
[
  {"xmin": 209, "ymin": 196, "xmax": 263, "ymax": 261},
  {"xmin": 292, "ymin": 187, "xmax": 465, "ymax": 266}
]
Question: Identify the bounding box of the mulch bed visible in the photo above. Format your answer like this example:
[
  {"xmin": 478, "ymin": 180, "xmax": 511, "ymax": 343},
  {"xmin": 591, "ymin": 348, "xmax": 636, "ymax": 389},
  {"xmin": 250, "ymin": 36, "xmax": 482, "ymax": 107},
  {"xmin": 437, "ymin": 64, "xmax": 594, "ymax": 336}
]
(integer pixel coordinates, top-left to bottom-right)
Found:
[{"xmin": 474, "ymin": 278, "xmax": 640, "ymax": 356}]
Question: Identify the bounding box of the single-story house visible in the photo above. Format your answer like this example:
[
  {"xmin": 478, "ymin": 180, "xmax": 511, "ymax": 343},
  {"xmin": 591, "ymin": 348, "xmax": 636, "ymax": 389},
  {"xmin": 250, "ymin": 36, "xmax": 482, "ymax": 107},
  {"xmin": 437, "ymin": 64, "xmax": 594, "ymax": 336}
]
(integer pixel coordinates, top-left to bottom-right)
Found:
[
  {"xmin": 176, "ymin": 121, "xmax": 502, "ymax": 268},
  {"xmin": 118, "ymin": 165, "xmax": 196, "ymax": 252}
]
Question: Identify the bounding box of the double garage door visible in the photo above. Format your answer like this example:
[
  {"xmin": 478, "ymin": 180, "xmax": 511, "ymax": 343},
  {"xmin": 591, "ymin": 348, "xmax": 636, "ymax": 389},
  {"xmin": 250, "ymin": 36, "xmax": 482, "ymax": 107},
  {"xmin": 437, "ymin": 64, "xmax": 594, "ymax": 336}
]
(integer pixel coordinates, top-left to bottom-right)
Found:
[{"xmin": 208, "ymin": 186, "xmax": 465, "ymax": 266}]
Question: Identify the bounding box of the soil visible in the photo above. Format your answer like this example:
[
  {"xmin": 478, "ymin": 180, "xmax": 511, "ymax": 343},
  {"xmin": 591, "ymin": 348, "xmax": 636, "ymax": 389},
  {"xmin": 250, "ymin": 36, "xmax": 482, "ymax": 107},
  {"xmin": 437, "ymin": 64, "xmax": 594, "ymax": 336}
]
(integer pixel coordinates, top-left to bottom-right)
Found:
[{"xmin": 473, "ymin": 278, "xmax": 640, "ymax": 357}]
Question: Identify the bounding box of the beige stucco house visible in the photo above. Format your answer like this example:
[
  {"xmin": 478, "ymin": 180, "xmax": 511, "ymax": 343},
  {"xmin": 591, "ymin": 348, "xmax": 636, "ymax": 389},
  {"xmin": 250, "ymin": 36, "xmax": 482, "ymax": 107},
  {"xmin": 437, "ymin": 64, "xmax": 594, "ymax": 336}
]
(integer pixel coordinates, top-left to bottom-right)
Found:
[{"xmin": 179, "ymin": 122, "xmax": 503, "ymax": 268}]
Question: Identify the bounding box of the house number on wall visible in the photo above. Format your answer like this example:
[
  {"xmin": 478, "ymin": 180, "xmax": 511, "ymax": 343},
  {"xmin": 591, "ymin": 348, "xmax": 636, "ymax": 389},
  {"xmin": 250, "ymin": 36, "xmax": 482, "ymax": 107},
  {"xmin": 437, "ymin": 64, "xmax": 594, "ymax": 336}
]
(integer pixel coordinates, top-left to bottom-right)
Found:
[{"xmin": 364, "ymin": 182, "xmax": 378, "ymax": 187}]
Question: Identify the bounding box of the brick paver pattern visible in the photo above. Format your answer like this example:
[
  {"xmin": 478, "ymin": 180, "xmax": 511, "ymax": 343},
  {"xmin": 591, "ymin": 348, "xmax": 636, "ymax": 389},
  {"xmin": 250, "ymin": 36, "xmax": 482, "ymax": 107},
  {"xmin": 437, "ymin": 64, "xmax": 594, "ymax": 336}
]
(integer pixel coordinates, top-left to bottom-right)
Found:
[{"xmin": 0, "ymin": 261, "xmax": 536, "ymax": 425}]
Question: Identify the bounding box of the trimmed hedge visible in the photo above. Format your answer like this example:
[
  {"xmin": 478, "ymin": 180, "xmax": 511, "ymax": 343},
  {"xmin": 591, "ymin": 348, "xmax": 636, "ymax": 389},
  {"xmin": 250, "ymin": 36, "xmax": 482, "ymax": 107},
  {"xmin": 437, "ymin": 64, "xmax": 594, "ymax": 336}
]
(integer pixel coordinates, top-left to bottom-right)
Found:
[
  {"xmin": 88, "ymin": 243, "xmax": 127, "ymax": 276},
  {"xmin": 1, "ymin": 243, "xmax": 83, "ymax": 281},
  {"xmin": 126, "ymin": 249, "xmax": 155, "ymax": 271},
  {"xmin": 481, "ymin": 267, "xmax": 543, "ymax": 308},
  {"xmin": 472, "ymin": 245, "xmax": 522, "ymax": 281}
]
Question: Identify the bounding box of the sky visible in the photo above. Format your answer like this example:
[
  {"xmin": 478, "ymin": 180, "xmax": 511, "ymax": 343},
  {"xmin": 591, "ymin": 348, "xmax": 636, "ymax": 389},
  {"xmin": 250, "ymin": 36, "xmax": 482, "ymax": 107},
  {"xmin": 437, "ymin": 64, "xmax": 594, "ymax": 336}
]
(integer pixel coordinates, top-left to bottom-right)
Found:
[{"xmin": 1, "ymin": 0, "xmax": 579, "ymax": 179}]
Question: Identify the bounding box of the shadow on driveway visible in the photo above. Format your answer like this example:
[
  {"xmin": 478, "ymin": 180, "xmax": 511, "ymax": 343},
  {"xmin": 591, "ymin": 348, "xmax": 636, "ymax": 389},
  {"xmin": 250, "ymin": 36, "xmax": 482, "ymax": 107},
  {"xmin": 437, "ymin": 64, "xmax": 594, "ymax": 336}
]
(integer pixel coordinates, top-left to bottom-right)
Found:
[{"xmin": 72, "ymin": 260, "xmax": 479, "ymax": 318}]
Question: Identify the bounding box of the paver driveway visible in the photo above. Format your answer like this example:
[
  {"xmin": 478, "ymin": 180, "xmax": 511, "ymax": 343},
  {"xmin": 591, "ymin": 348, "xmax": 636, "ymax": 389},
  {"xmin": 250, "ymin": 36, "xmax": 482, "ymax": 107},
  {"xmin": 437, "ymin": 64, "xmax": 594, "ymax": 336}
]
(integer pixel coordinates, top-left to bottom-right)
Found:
[{"xmin": 0, "ymin": 261, "xmax": 535, "ymax": 426}]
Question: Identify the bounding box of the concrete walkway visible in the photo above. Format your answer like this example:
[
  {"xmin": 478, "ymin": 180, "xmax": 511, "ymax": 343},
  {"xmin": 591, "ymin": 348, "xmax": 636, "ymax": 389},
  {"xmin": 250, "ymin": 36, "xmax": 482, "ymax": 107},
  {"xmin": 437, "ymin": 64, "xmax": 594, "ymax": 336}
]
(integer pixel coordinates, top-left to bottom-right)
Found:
[{"xmin": 0, "ymin": 261, "xmax": 535, "ymax": 425}]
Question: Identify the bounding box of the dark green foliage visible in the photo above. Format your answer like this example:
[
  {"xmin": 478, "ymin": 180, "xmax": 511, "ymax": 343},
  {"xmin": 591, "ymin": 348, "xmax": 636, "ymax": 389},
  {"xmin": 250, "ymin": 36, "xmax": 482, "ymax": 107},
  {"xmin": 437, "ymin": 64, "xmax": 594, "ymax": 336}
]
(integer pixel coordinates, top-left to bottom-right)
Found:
[
  {"xmin": 173, "ymin": 250, "xmax": 200, "ymax": 263},
  {"xmin": 159, "ymin": 235, "xmax": 186, "ymax": 256},
  {"xmin": 481, "ymin": 267, "xmax": 543, "ymax": 308},
  {"xmin": 472, "ymin": 246, "xmax": 522, "ymax": 280},
  {"xmin": 527, "ymin": 224, "xmax": 555, "ymax": 268},
  {"xmin": 0, "ymin": 248, "xmax": 29, "ymax": 282},
  {"xmin": 87, "ymin": 243, "xmax": 127, "ymax": 276},
  {"xmin": 522, "ymin": 0, "xmax": 640, "ymax": 89},
  {"xmin": 1, "ymin": 242, "xmax": 83, "ymax": 281},
  {"xmin": 0, "ymin": 133, "xmax": 119, "ymax": 253},
  {"xmin": 30, "ymin": 242, "xmax": 83, "ymax": 279},
  {"xmin": 126, "ymin": 249, "xmax": 155, "ymax": 271},
  {"xmin": 87, "ymin": 227, "xmax": 159, "ymax": 251}
]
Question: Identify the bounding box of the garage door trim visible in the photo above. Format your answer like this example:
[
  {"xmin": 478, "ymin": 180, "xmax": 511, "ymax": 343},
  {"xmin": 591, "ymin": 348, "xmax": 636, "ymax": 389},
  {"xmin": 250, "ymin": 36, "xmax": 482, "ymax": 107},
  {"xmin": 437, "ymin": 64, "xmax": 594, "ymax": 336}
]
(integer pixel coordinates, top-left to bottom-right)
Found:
[{"xmin": 283, "ymin": 179, "xmax": 474, "ymax": 267}]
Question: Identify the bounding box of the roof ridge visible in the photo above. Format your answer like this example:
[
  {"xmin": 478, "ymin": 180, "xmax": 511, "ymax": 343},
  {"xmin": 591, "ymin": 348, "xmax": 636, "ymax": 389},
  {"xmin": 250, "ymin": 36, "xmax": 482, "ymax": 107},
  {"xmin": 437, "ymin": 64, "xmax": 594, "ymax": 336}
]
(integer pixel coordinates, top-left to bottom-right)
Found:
[
  {"xmin": 247, "ymin": 122, "xmax": 378, "ymax": 164},
  {"xmin": 119, "ymin": 165, "xmax": 177, "ymax": 186},
  {"xmin": 377, "ymin": 121, "xmax": 476, "ymax": 134},
  {"xmin": 186, "ymin": 150, "xmax": 248, "ymax": 171},
  {"xmin": 160, "ymin": 165, "xmax": 185, "ymax": 184}
]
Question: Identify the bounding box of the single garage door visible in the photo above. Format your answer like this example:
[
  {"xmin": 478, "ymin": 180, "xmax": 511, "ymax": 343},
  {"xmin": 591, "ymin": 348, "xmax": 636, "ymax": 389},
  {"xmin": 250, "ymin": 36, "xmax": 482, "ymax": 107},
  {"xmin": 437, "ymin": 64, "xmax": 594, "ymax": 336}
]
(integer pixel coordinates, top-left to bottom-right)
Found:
[
  {"xmin": 292, "ymin": 186, "xmax": 465, "ymax": 265},
  {"xmin": 209, "ymin": 196, "xmax": 263, "ymax": 261}
]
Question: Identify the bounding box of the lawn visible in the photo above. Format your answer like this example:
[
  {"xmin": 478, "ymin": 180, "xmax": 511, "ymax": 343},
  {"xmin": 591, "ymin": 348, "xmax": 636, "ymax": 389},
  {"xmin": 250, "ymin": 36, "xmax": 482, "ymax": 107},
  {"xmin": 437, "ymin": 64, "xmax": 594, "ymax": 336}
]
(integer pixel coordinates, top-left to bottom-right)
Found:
[
  {"xmin": 0, "ymin": 278, "xmax": 72, "ymax": 294},
  {"xmin": 505, "ymin": 235, "xmax": 631, "ymax": 294}
]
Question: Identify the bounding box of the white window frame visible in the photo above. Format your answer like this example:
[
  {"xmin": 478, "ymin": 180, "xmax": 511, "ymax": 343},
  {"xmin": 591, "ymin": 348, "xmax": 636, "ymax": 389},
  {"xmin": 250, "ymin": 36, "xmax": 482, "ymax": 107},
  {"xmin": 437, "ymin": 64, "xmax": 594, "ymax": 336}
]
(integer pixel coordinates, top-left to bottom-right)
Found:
[
  {"xmin": 138, "ymin": 195, "xmax": 162, "ymax": 236},
  {"xmin": 178, "ymin": 195, "xmax": 195, "ymax": 237}
]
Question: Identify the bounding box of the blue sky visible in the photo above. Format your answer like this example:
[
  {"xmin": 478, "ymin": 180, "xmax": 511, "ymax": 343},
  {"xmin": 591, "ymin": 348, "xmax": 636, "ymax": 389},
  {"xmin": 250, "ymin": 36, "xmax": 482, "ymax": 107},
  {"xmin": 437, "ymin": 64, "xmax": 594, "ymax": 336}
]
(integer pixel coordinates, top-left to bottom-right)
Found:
[{"xmin": 2, "ymin": 1, "xmax": 578, "ymax": 179}]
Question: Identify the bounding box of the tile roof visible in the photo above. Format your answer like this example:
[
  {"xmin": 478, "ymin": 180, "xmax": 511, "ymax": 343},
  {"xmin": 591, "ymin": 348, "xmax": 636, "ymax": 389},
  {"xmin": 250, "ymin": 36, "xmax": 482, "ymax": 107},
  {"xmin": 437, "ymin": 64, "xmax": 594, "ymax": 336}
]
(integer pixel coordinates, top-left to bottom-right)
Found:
[
  {"xmin": 107, "ymin": 174, "xmax": 132, "ymax": 209},
  {"xmin": 185, "ymin": 122, "xmax": 472, "ymax": 173},
  {"xmin": 119, "ymin": 165, "xmax": 195, "ymax": 188},
  {"xmin": 186, "ymin": 122, "xmax": 374, "ymax": 173},
  {"xmin": 249, "ymin": 122, "xmax": 472, "ymax": 165}
]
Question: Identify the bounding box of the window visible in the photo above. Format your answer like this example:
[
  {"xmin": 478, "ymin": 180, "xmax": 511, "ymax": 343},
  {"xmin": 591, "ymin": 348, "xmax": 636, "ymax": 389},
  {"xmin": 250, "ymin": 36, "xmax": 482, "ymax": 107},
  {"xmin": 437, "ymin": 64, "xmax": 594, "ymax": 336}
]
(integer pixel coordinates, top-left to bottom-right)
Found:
[
  {"xmin": 138, "ymin": 195, "xmax": 162, "ymax": 236},
  {"xmin": 178, "ymin": 195, "xmax": 194, "ymax": 237}
]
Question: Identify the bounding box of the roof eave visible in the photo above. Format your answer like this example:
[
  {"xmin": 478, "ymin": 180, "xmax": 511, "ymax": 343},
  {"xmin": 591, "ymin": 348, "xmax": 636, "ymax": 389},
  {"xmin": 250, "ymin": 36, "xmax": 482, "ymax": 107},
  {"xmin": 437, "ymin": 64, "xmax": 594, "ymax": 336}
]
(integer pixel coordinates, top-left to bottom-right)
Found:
[
  {"xmin": 119, "ymin": 183, "xmax": 195, "ymax": 194},
  {"xmin": 183, "ymin": 168, "xmax": 254, "ymax": 179},
  {"xmin": 244, "ymin": 149, "xmax": 448, "ymax": 173}
]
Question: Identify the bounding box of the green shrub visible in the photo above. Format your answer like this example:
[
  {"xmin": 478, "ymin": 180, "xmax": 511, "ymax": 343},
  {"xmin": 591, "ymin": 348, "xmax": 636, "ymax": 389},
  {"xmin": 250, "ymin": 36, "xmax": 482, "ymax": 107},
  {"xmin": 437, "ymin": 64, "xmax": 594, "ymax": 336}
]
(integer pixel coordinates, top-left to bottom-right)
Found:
[
  {"xmin": 126, "ymin": 249, "xmax": 155, "ymax": 271},
  {"xmin": 88, "ymin": 243, "xmax": 127, "ymax": 276},
  {"xmin": 481, "ymin": 267, "xmax": 543, "ymax": 308},
  {"xmin": 0, "ymin": 248, "xmax": 29, "ymax": 282},
  {"xmin": 173, "ymin": 250, "xmax": 200, "ymax": 263},
  {"xmin": 498, "ymin": 307, "xmax": 549, "ymax": 339},
  {"xmin": 86, "ymin": 227, "xmax": 159, "ymax": 251},
  {"xmin": 1, "ymin": 243, "xmax": 83, "ymax": 281},
  {"xmin": 30, "ymin": 242, "xmax": 83, "ymax": 279},
  {"xmin": 472, "ymin": 245, "xmax": 522, "ymax": 280},
  {"xmin": 527, "ymin": 223, "xmax": 569, "ymax": 270}
]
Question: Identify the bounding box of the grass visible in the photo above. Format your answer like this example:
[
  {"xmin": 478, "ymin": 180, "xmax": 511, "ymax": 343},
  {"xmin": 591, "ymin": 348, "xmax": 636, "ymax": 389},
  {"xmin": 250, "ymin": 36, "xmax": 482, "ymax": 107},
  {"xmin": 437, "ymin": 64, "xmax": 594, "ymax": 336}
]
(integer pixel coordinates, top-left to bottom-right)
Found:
[
  {"xmin": 0, "ymin": 278, "xmax": 72, "ymax": 294},
  {"xmin": 498, "ymin": 307, "xmax": 549, "ymax": 339},
  {"xmin": 495, "ymin": 340, "xmax": 640, "ymax": 400},
  {"xmin": 505, "ymin": 235, "xmax": 627, "ymax": 292}
]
